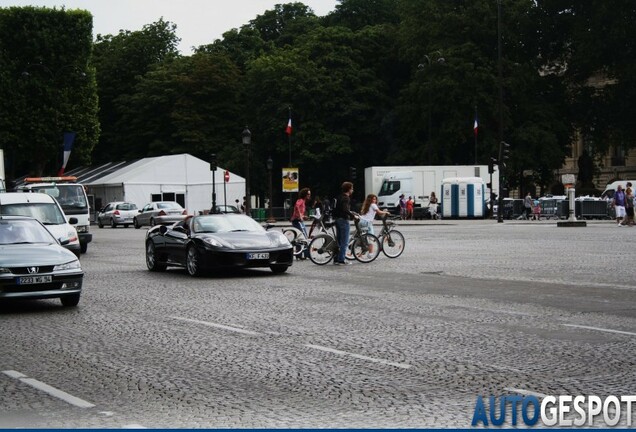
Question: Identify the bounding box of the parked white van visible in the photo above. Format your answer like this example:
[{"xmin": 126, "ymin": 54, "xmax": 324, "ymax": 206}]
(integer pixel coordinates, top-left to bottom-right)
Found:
[
  {"xmin": 18, "ymin": 177, "xmax": 92, "ymax": 253},
  {"xmin": 600, "ymin": 180, "xmax": 636, "ymax": 200},
  {"xmin": 0, "ymin": 192, "xmax": 81, "ymax": 257}
]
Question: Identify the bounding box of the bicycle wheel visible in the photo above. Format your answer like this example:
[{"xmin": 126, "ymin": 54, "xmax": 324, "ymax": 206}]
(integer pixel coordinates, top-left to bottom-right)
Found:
[
  {"xmin": 282, "ymin": 228, "xmax": 299, "ymax": 242},
  {"xmin": 345, "ymin": 237, "xmax": 355, "ymax": 260},
  {"xmin": 381, "ymin": 229, "xmax": 405, "ymax": 258},
  {"xmin": 308, "ymin": 234, "xmax": 335, "ymax": 265},
  {"xmin": 352, "ymin": 233, "xmax": 381, "ymax": 263}
]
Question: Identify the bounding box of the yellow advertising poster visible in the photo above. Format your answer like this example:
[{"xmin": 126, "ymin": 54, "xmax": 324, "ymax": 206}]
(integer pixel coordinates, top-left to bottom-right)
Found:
[{"xmin": 282, "ymin": 168, "xmax": 299, "ymax": 192}]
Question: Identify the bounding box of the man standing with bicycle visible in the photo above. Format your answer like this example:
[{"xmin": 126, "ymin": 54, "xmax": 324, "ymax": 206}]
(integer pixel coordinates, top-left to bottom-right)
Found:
[{"xmin": 333, "ymin": 181, "xmax": 358, "ymax": 265}]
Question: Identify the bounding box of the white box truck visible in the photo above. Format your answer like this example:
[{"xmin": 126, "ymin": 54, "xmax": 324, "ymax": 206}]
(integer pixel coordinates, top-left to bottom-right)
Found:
[{"xmin": 364, "ymin": 165, "xmax": 499, "ymax": 212}]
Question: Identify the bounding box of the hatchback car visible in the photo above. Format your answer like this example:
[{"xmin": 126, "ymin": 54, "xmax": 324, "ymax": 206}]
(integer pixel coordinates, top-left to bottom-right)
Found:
[
  {"xmin": 0, "ymin": 216, "xmax": 83, "ymax": 307},
  {"xmin": 0, "ymin": 192, "xmax": 81, "ymax": 258},
  {"xmin": 134, "ymin": 201, "xmax": 188, "ymax": 228},
  {"xmin": 97, "ymin": 201, "xmax": 138, "ymax": 228},
  {"xmin": 145, "ymin": 213, "xmax": 293, "ymax": 276}
]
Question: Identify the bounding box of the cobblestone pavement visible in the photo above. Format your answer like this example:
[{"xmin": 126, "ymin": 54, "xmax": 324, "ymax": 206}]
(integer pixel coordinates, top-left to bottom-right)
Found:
[{"xmin": 0, "ymin": 219, "xmax": 634, "ymax": 428}]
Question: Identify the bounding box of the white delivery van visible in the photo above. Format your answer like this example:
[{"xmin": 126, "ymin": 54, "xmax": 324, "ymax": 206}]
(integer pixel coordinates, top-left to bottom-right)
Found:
[
  {"xmin": 18, "ymin": 177, "xmax": 92, "ymax": 253},
  {"xmin": 0, "ymin": 192, "xmax": 81, "ymax": 257},
  {"xmin": 600, "ymin": 180, "xmax": 636, "ymax": 200}
]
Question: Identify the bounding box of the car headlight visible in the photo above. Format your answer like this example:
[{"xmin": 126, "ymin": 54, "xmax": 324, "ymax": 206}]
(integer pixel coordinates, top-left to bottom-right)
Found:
[
  {"xmin": 0, "ymin": 267, "xmax": 10, "ymax": 274},
  {"xmin": 203, "ymin": 237, "xmax": 233, "ymax": 248},
  {"xmin": 53, "ymin": 259, "xmax": 82, "ymax": 271},
  {"xmin": 76, "ymin": 225, "xmax": 89, "ymax": 233},
  {"xmin": 270, "ymin": 231, "xmax": 291, "ymax": 247}
]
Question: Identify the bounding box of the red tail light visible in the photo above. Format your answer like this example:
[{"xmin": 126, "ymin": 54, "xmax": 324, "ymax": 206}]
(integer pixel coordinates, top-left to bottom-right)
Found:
[
  {"xmin": 182, "ymin": 210, "xmax": 187, "ymax": 215},
  {"xmin": 113, "ymin": 210, "xmax": 120, "ymax": 216},
  {"xmin": 158, "ymin": 210, "xmax": 167, "ymax": 216}
]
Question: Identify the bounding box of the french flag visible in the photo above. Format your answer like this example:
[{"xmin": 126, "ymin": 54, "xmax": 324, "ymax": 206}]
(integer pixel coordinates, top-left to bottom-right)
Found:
[
  {"xmin": 473, "ymin": 115, "xmax": 479, "ymax": 137},
  {"xmin": 57, "ymin": 132, "xmax": 76, "ymax": 176},
  {"xmin": 285, "ymin": 118, "xmax": 292, "ymax": 135}
]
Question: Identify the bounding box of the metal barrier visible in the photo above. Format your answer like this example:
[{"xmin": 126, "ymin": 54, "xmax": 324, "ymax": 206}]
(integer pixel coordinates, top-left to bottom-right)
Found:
[
  {"xmin": 557, "ymin": 200, "xmax": 610, "ymax": 220},
  {"xmin": 578, "ymin": 200, "xmax": 610, "ymax": 219},
  {"xmin": 540, "ymin": 199, "xmax": 559, "ymax": 219}
]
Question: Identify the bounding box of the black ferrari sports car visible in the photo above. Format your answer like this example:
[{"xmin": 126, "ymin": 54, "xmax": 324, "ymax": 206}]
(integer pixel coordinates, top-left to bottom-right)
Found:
[{"xmin": 145, "ymin": 214, "xmax": 293, "ymax": 276}]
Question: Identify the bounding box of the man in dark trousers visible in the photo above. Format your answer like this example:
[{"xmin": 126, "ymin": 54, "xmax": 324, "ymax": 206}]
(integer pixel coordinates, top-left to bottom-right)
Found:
[{"xmin": 333, "ymin": 181, "xmax": 358, "ymax": 265}]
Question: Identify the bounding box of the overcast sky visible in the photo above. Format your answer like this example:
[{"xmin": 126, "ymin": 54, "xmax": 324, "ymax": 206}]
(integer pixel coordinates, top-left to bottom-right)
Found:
[{"xmin": 1, "ymin": 0, "xmax": 340, "ymax": 54}]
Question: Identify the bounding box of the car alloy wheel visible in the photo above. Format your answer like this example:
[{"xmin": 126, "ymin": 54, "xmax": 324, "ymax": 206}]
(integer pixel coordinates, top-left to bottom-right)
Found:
[
  {"xmin": 146, "ymin": 241, "xmax": 166, "ymax": 272},
  {"xmin": 186, "ymin": 246, "xmax": 202, "ymax": 277}
]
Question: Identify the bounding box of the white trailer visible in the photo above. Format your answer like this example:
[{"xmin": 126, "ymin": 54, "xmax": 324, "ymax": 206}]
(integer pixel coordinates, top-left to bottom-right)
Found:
[{"xmin": 364, "ymin": 165, "xmax": 499, "ymax": 211}]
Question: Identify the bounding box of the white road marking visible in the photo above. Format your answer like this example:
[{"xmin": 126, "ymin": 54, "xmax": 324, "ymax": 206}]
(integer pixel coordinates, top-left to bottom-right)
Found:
[
  {"xmin": 2, "ymin": 370, "xmax": 95, "ymax": 408},
  {"xmin": 304, "ymin": 344, "xmax": 412, "ymax": 369},
  {"xmin": 171, "ymin": 316, "xmax": 261, "ymax": 336},
  {"xmin": 122, "ymin": 424, "xmax": 147, "ymax": 428},
  {"xmin": 170, "ymin": 317, "xmax": 412, "ymax": 370},
  {"xmin": 563, "ymin": 324, "xmax": 636, "ymax": 337}
]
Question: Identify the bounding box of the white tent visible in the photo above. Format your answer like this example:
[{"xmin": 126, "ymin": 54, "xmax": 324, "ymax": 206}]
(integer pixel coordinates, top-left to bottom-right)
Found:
[{"xmin": 84, "ymin": 154, "xmax": 245, "ymax": 215}]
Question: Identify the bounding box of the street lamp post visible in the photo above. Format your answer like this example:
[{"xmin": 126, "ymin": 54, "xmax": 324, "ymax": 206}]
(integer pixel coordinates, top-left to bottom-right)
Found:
[
  {"xmin": 497, "ymin": 0, "xmax": 505, "ymax": 223},
  {"xmin": 267, "ymin": 156, "xmax": 275, "ymax": 222},
  {"xmin": 242, "ymin": 126, "xmax": 251, "ymax": 216},
  {"xmin": 210, "ymin": 153, "xmax": 217, "ymax": 213}
]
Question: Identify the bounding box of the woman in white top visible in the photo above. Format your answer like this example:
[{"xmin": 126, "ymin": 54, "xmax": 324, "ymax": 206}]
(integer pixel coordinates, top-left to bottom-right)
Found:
[{"xmin": 359, "ymin": 194, "xmax": 391, "ymax": 236}]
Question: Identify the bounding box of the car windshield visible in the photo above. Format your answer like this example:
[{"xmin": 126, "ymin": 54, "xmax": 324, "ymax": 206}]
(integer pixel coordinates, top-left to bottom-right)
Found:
[
  {"xmin": 33, "ymin": 185, "xmax": 88, "ymax": 210},
  {"xmin": 0, "ymin": 219, "xmax": 56, "ymax": 244},
  {"xmin": 116, "ymin": 203, "xmax": 137, "ymax": 211},
  {"xmin": 0, "ymin": 203, "xmax": 67, "ymax": 224},
  {"xmin": 192, "ymin": 215, "xmax": 264, "ymax": 233}
]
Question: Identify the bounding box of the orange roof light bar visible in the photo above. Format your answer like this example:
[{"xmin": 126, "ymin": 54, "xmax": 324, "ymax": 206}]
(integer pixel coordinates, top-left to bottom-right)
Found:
[{"xmin": 25, "ymin": 176, "xmax": 78, "ymax": 183}]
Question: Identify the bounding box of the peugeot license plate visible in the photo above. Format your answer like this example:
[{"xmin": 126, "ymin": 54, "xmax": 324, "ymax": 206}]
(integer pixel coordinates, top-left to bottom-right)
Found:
[
  {"xmin": 18, "ymin": 275, "xmax": 52, "ymax": 285},
  {"xmin": 247, "ymin": 252, "xmax": 269, "ymax": 260}
]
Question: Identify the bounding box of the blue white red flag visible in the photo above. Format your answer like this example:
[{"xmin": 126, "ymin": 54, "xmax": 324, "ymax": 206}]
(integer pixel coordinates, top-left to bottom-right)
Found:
[
  {"xmin": 57, "ymin": 132, "xmax": 76, "ymax": 176},
  {"xmin": 285, "ymin": 118, "xmax": 292, "ymax": 135}
]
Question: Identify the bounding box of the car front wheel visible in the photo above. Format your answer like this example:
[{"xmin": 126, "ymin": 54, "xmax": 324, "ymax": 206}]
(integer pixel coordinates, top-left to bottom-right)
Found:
[
  {"xmin": 60, "ymin": 293, "xmax": 80, "ymax": 307},
  {"xmin": 111, "ymin": 218, "xmax": 117, "ymax": 228},
  {"xmin": 97, "ymin": 219, "xmax": 104, "ymax": 228},
  {"xmin": 134, "ymin": 218, "xmax": 141, "ymax": 229},
  {"xmin": 270, "ymin": 265, "xmax": 289, "ymax": 274},
  {"xmin": 146, "ymin": 241, "xmax": 166, "ymax": 272},
  {"xmin": 186, "ymin": 246, "xmax": 203, "ymax": 277}
]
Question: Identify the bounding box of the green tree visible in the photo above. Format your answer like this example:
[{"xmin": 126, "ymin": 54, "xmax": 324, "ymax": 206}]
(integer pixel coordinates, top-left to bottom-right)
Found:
[
  {"xmin": 395, "ymin": 0, "xmax": 572, "ymax": 192},
  {"xmin": 92, "ymin": 19, "xmax": 180, "ymax": 164},
  {"xmin": 115, "ymin": 52, "xmax": 243, "ymax": 170},
  {"xmin": 0, "ymin": 6, "xmax": 98, "ymax": 178}
]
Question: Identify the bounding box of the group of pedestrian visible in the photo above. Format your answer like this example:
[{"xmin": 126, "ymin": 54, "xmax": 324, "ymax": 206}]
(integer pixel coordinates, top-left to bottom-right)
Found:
[
  {"xmin": 613, "ymin": 182, "xmax": 635, "ymax": 226},
  {"xmin": 524, "ymin": 192, "xmax": 542, "ymax": 221},
  {"xmin": 290, "ymin": 181, "xmax": 395, "ymax": 266},
  {"xmin": 399, "ymin": 194, "xmax": 415, "ymax": 220}
]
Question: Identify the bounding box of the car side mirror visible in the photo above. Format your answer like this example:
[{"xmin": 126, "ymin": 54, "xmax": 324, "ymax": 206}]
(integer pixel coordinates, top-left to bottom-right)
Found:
[
  {"xmin": 159, "ymin": 225, "xmax": 168, "ymax": 235},
  {"xmin": 68, "ymin": 217, "xmax": 78, "ymax": 224},
  {"xmin": 138, "ymin": 209, "xmax": 143, "ymax": 213}
]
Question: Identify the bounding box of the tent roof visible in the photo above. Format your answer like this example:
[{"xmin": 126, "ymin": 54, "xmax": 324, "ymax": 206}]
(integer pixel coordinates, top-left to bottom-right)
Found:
[{"xmin": 14, "ymin": 154, "xmax": 244, "ymax": 188}]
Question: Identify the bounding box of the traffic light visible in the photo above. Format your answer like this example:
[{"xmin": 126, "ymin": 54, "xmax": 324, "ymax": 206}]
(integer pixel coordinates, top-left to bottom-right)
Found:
[
  {"xmin": 498, "ymin": 141, "xmax": 510, "ymax": 169},
  {"xmin": 350, "ymin": 166, "xmax": 357, "ymax": 180},
  {"xmin": 210, "ymin": 153, "xmax": 217, "ymax": 171},
  {"xmin": 488, "ymin": 157, "xmax": 497, "ymax": 174}
]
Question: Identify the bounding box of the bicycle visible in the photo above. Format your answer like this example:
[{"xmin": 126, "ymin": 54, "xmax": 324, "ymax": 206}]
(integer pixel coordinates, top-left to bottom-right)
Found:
[
  {"xmin": 309, "ymin": 216, "xmax": 380, "ymax": 265},
  {"xmin": 376, "ymin": 214, "xmax": 405, "ymax": 258},
  {"xmin": 345, "ymin": 217, "xmax": 381, "ymax": 263},
  {"xmin": 282, "ymin": 215, "xmax": 334, "ymax": 260}
]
